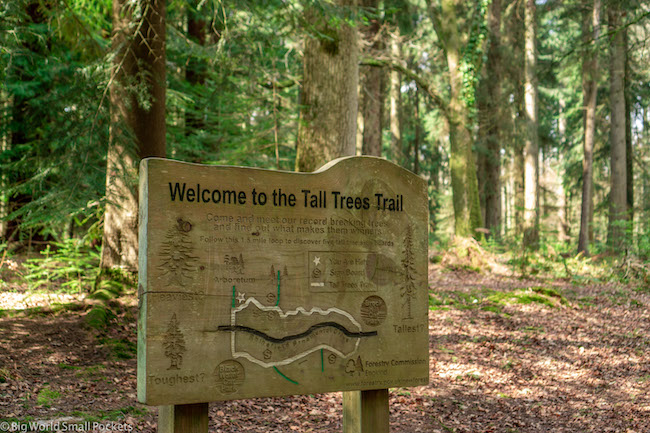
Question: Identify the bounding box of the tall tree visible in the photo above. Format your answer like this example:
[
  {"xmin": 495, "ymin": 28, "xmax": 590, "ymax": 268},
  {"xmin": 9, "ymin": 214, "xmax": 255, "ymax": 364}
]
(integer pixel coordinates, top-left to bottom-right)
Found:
[
  {"xmin": 623, "ymin": 27, "xmax": 633, "ymax": 240},
  {"xmin": 607, "ymin": 4, "xmax": 627, "ymax": 250},
  {"xmin": 523, "ymin": 0, "xmax": 539, "ymax": 248},
  {"xmin": 101, "ymin": 0, "xmax": 167, "ymax": 271},
  {"xmin": 577, "ymin": 0, "xmax": 601, "ymax": 255},
  {"xmin": 388, "ymin": 28, "xmax": 403, "ymax": 162},
  {"xmin": 640, "ymin": 107, "xmax": 650, "ymax": 237},
  {"xmin": 427, "ymin": 0, "xmax": 484, "ymax": 239},
  {"xmin": 295, "ymin": 1, "xmax": 359, "ymax": 172},
  {"xmin": 413, "ymin": 85, "xmax": 421, "ymax": 174},
  {"xmin": 186, "ymin": 0, "xmax": 207, "ymax": 135},
  {"xmin": 477, "ymin": 0, "xmax": 503, "ymax": 238},
  {"xmin": 360, "ymin": 0, "xmax": 383, "ymax": 157},
  {"xmin": 3, "ymin": 1, "xmax": 48, "ymax": 243}
]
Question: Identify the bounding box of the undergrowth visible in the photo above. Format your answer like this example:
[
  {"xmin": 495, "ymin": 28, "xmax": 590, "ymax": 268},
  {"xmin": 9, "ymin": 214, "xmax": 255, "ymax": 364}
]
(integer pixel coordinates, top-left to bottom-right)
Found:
[
  {"xmin": 430, "ymin": 235, "xmax": 649, "ymax": 286},
  {"xmin": 22, "ymin": 239, "xmax": 101, "ymax": 293},
  {"xmin": 429, "ymin": 286, "xmax": 569, "ymax": 313}
]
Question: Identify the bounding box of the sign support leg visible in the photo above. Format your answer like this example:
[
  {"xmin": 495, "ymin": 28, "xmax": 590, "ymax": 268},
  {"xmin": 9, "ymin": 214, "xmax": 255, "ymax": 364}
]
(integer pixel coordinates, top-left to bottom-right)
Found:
[
  {"xmin": 158, "ymin": 403, "xmax": 209, "ymax": 433},
  {"xmin": 342, "ymin": 389, "xmax": 389, "ymax": 433}
]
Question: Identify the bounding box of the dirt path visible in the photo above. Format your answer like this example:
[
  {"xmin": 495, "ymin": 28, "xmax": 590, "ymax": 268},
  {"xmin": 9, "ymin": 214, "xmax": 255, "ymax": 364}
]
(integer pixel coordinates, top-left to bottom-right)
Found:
[{"xmin": 1, "ymin": 266, "xmax": 649, "ymax": 432}]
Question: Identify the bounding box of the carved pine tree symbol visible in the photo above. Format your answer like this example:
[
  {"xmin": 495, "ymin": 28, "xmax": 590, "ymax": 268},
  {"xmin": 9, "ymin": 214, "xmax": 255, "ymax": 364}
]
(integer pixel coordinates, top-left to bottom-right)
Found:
[
  {"xmin": 164, "ymin": 313, "xmax": 186, "ymax": 370},
  {"xmin": 158, "ymin": 218, "xmax": 197, "ymax": 286},
  {"xmin": 400, "ymin": 224, "xmax": 417, "ymax": 320}
]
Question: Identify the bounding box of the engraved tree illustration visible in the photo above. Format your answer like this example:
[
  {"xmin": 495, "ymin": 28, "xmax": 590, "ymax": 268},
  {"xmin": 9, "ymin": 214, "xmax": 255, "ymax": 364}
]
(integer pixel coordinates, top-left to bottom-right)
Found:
[
  {"xmin": 158, "ymin": 218, "xmax": 197, "ymax": 286},
  {"xmin": 225, "ymin": 253, "xmax": 245, "ymax": 274},
  {"xmin": 164, "ymin": 313, "xmax": 186, "ymax": 370},
  {"xmin": 400, "ymin": 224, "xmax": 417, "ymax": 320}
]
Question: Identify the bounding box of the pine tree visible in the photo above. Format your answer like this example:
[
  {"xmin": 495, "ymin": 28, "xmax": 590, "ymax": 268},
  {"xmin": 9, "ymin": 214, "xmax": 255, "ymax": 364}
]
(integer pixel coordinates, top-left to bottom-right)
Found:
[
  {"xmin": 295, "ymin": 0, "xmax": 358, "ymax": 171},
  {"xmin": 400, "ymin": 225, "xmax": 417, "ymax": 320},
  {"xmin": 101, "ymin": 0, "xmax": 166, "ymax": 272},
  {"xmin": 164, "ymin": 313, "xmax": 186, "ymax": 370}
]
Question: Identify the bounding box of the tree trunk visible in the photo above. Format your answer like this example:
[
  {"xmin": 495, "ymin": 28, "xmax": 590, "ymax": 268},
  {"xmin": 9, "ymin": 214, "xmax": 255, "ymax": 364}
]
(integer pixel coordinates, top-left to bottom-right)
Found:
[
  {"xmin": 558, "ymin": 98, "xmax": 569, "ymax": 243},
  {"xmin": 607, "ymin": 5, "xmax": 627, "ymax": 251},
  {"xmin": 388, "ymin": 28, "xmax": 402, "ymax": 163},
  {"xmin": 641, "ymin": 107, "xmax": 650, "ymax": 238},
  {"xmin": 523, "ymin": 0, "xmax": 539, "ymax": 248},
  {"xmin": 477, "ymin": 0, "xmax": 502, "ymax": 238},
  {"xmin": 510, "ymin": 0, "xmax": 525, "ymax": 234},
  {"xmin": 360, "ymin": 0, "xmax": 382, "ymax": 157},
  {"xmin": 186, "ymin": 0, "xmax": 207, "ymax": 134},
  {"xmin": 433, "ymin": 0, "xmax": 483, "ymax": 238},
  {"xmin": 640, "ymin": 107, "xmax": 650, "ymax": 240},
  {"xmin": 577, "ymin": 0, "xmax": 600, "ymax": 255},
  {"xmin": 296, "ymin": 1, "xmax": 358, "ymax": 172},
  {"xmin": 424, "ymin": 0, "xmax": 483, "ymax": 239},
  {"xmin": 101, "ymin": 0, "xmax": 167, "ymax": 271},
  {"xmin": 413, "ymin": 86, "xmax": 421, "ymax": 174},
  {"xmin": 514, "ymin": 102, "xmax": 525, "ymax": 232},
  {"xmin": 624, "ymin": 27, "xmax": 634, "ymax": 243},
  {"xmin": 0, "ymin": 88, "xmax": 9, "ymax": 239}
]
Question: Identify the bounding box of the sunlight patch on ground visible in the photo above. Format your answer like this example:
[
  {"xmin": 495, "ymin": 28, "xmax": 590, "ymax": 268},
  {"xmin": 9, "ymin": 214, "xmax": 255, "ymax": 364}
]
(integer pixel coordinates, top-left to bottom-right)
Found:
[{"xmin": 0, "ymin": 292, "xmax": 85, "ymax": 310}]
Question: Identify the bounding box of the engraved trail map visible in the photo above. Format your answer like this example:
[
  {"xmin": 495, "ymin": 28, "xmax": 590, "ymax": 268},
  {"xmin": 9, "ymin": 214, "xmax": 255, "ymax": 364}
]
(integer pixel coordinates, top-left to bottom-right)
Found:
[{"xmin": 138, "ymin": 157, "xmax": 429, "ymax": 405}]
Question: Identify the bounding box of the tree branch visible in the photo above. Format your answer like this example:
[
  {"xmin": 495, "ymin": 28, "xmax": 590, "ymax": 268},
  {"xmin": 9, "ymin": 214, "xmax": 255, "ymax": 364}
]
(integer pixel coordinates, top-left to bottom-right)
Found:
[{"xmin": 360, "ymin": 57, "xmax": 449, "ymax": 119}]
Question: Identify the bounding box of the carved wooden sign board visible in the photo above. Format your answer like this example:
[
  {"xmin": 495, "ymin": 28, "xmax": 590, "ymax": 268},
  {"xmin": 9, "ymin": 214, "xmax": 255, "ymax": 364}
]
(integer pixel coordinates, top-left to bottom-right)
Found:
[{"xmin": 138, "ymin": 156, "xmax": 429, "ymax": 406}]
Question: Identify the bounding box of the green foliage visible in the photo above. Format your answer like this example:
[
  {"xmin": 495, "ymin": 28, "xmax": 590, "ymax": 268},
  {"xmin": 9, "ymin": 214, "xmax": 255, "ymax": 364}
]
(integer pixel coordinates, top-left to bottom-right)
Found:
[
  {"xmin": 1, "ymin": 0, "xmax": 649, "ymax": 267},
  {"xmin": 70, "ymin": 406, "xmax": 148, "ymax": 423},
  {"xmin": 459, "ymin": 0, "xmax": 488, "ymax": 114},
  {"xmin": 23, "ymin": 239, "xmax": 100, "ymax": 293},
  {"xmin": 1, "ymin": 0, "xmax": 110, "ymax": 238},
  {"xmin": 0, "ymin": 367, "xmax": 11, "ymax": 383},
  {"xmin": 85, "ymin": 305, "xmax": 113, "ymax": 330},
  {"xmin": 429, "ymin": 285, "xmax": 569, "ymax": 313},
  {"xmin": 36, "ymin": 386, "xmax": 60, "ymax": 407},
  {"xmin": 165, "ymin": 0, "xmax": 301, "ymax": 169},
  {"xmin": 99, "ymin": 337, "xmax": 136, "ymax": 360}
]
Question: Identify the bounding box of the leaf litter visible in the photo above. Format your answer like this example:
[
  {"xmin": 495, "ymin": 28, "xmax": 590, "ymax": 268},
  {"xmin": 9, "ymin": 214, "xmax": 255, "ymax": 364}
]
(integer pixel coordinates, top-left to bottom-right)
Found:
[{"xmin": 0, "ymin": 259, "xmax": 649, "ymax": 432}]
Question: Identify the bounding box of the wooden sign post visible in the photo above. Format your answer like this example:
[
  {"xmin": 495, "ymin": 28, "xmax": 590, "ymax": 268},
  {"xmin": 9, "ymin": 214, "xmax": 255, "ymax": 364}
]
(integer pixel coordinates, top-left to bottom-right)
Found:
[{"xmin": 138, "ymin": 156, "xmax": 429, "ymax": 432}]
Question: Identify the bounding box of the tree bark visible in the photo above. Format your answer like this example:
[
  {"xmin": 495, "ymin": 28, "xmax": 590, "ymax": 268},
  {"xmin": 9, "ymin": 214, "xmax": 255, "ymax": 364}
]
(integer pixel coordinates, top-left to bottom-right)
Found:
[
  {"xmin": 607, "ymin": 6, "xmax": 627, "ymax": 251},
  {"xmin": 509, "ymin": 4, "xmax": 526, "ymax": 235},
  {"xmin": 477, "ymin": 0, "xmax": 502, "ymax": 238},
  {"xmin": 523, "ymin": 0, "xmax": 539, "ymax": 248},
  {"xmin": 641, "ymin": 107, "xmax": 650, "ymax": 236},
  {"xmin": 296, "ymin": 1, "xmax": 358, "ymax": 172},
  {"xmin": 0, "ymin": 88, "xmax": 9, "ymax": 239},
  {"xmin": 427, "ymin": 0, "xmax": 483, "ymax": 239},
  {"xmin": 360, "ymin": 0, "xmax": 382, "ymax": 157},
  {"xmin": 388, "ymin": 28, "xmax": 403, "ymax": 163},
  {"xmin": 624, "ymin": 27, "xmax": 633, "ymax": 242},
  {"xmin": 101, "ymin": 0, "xmax": 167, "ymax": 271},
  {"xmin": 413, "ymin": 85, "xmax": 420, "ymax": 174},
  {"xmin": 186, "ymin": 0, "xmax": 207, "ymax": 134},
  {"xmin": 558, "ymin": 97, "xmax": 569, "ymax": 243},
  {"xmin": 577, "ymin": 0, "xmax": 600, "ymax": 255},
  {"xmin": 514, "ymin": 101, "xmax": 525, "ymax": 233}
]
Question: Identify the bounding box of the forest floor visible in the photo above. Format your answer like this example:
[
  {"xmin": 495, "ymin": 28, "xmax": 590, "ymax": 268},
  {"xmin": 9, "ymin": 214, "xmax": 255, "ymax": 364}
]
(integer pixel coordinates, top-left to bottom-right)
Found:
[{"xmin": 1, "ymin": 248, "xmax": 649, "ymax": 433}]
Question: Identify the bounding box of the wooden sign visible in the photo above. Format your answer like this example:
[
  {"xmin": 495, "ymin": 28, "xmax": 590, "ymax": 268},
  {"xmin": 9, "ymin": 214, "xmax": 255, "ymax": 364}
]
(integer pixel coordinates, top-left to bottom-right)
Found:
[{"xmin": 138, "ymin": 157, "xmax": 429, "ymax": 406}]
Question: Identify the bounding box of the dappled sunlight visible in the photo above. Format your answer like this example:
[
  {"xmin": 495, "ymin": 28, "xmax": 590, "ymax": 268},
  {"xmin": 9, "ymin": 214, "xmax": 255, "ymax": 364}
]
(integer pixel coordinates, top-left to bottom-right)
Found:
[
  {"xmin": 422, "ymin": 270, "xmax": 650, "ymax": 432},
  {"xmin": 0, "ymin": 292, "xmax": 84, "ymax": 311}
]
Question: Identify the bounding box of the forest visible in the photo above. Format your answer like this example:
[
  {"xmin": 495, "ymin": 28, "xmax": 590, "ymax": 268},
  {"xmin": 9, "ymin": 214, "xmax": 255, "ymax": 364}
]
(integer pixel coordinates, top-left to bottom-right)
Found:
[
  {"xmin": 2, "ymin": 0, "xmax": 650, "ymax": 260},
  {"xmin": 1, "ymin": 0, "xmax": 650, "ymax": 432}
]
